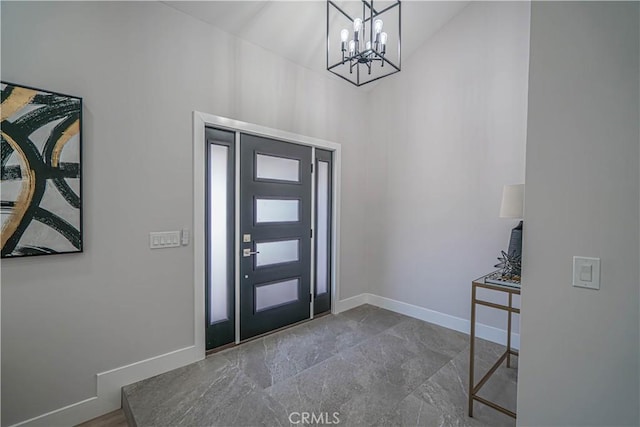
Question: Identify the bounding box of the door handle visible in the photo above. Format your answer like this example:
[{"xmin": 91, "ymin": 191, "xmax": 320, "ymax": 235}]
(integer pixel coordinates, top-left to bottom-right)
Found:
[{"xmin": 243, "ymin": 248, "xmax": 260, "ymax": 257}]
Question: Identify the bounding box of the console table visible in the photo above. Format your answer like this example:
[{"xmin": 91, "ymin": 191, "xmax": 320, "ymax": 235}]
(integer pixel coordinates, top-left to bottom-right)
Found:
[{"xmin": 468, "ymin": 274, "xmax": 520, "ymax": 419}]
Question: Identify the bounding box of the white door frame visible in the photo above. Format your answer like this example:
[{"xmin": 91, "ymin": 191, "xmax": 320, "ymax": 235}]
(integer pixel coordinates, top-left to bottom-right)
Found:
[{"xmin": 193, "ymin": 112, "xmax": 342, "ymax": 352}]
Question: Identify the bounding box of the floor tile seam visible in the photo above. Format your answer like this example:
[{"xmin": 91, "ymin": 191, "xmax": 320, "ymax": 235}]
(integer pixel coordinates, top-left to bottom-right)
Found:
[
  {"xmin": 404, "ymin": 379, "xmax": 472, "ymax": 426},
  {"xmin": 237, "ymin": 387, "xmax": 290, "ymax": 426},
  {"xmin": 262, "ymin": 350, "xmax": 344, "ymax": 393},
  {"xmin": 454, "ymin": 343, "xmax": 515, "ymax": 371},
  {"xmin": 371, "ymin": 386, "xmax": 441, "ymax": 427},
  {"xmin": 331, "ymin": 321, "xmax": 402, "ymax": 356},
  {"xmin": 462, "ymin": 347, "xmax": 520, "ymax": 387},
  {"xmin": 372, "ymin": 322, "xmax": 463, "ymax": 361},
  {"xmin": 334, "ymin": 331, "xmax": 379, "ymax": 355},
  {"xmin": 394, "ymin": 351, "xmax": 457, "ymax": 409},
  {"xmin": 364, "ymin": 384, "xmax": 423, "ymax": 427},
  {"xmin": 476, "ymin": 368, "xmax": 519, "ymax": 389},
  {"xmin": 239, "ymin": 339, "xmax": 346, "ymax": 389},
  {"xmin": 218, "ymin": 361, "xmax": 285, "ymax": 399},
  {"xmin": 453, "ymin": 344, "xmax": 472, "ymax": 365}
]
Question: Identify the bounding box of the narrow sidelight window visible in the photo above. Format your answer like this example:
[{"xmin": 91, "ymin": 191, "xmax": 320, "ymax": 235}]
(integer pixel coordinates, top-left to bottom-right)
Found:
[
  {"xmin": 314, "ymin": 149, "xmax": 332, "ymax": 314},
  {"xmin": 206, "ymin": 127, "xmax": 235, "ymax": 349},
  {"xmin": 209, "ymin": 143, "xmax": 230, "ymax": 323}
]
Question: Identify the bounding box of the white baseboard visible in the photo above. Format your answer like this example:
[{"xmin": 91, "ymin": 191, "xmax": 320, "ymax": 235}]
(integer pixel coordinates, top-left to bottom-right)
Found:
[
  {"xmin": 337, "ymin": 293, "xmax": 520, "ymax": 349},
  {"xmin": 476, "ymin": 322, "xmax": 520, "ymax": 349},
  {"xmin": 10, "ymin": 345, "xmax": 203, "ymax": 427},
  {"xmin": 334, "ymin": 293, "xmax": 368, "ymax": 313}
]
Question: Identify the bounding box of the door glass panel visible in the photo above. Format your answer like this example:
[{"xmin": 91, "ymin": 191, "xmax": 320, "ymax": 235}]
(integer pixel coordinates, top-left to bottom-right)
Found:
[
  {"xmin": 316, "ymin": 161, "xmax": 329, "ymax": 295},
  {"xmin": 256, "ymin": 198, "xmax": 299, "ymax": 223},
  {"xmin": 256, "ymin": 239, "xmax": 299, "ymax": 267},
  {"xmin": 256, "ymin": 154, "xmax": 300, "ymax": 182},
  {"xmin": 255, "ymin": 278, "xmax": 299, "ymax": 312},
  {"xmin": 209, "ymin": 144, "xmax": 229, "ymax": 323}
]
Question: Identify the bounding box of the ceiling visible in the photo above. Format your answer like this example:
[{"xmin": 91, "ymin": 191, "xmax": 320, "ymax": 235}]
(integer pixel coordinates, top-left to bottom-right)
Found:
[{"xmin": 164, "ymin": 1, "xmax": 469, "ymax": 76}]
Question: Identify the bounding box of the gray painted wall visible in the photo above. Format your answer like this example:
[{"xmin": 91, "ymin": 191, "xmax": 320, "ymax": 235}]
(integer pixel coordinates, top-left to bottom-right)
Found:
[
  {"xmin": 366, "ymin": 2, "xmax": 530, "ymax": 331},
  {"xmin": 0, "ymin": 2, "xmax": 371, "ymax": 424},
  {"xmin": 517, "ymin": 2, "xmax": 639, "ymax": 425}
]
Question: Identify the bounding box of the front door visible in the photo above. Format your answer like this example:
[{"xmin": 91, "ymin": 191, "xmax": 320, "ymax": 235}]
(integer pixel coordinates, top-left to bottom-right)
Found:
[{"xmin": 239, "ymin": 134, "xmax": 312, "ymax": 340}]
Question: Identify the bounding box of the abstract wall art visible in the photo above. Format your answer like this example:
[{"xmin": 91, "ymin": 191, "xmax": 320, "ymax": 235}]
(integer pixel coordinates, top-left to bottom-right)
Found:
[{"xmin": 1, "ymin": 82, "xmax": 83, "ymax": 258}]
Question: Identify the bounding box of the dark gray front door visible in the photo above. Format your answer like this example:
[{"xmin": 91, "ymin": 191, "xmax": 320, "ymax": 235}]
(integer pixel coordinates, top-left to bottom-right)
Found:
[{"xmin": 239, "ymin": 134, "xmax": 312, "ymax": 340}]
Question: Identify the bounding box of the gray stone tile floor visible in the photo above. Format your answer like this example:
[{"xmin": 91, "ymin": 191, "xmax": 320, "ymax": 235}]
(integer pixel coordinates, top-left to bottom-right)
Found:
[{"xmin": 123, "ymin": 305, "xmax": 517, "ymax": 426}]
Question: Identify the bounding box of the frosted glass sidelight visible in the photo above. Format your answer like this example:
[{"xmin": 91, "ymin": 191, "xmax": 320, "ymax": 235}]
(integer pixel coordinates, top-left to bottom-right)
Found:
[
  {"xmin": 256, "ymin": 199, "xmax": 299, "ymax": 223},
  {"xmin": 209, "ymin": 144, "xmax": 229, "ymax": 324},
  {"xmin": 316, "ymin": 161, "xmax": 329, "ymax": 295},
  {"xmin": 256, "ymin": 239, "xmax": 299, "ymax": 267},
  {"xmin": 256, "ymin": 154, "xmax": 300, "ymax": 182},
  {"xmin": 255, "ymin": 278, "xmax": 299, "ymax": 311}
]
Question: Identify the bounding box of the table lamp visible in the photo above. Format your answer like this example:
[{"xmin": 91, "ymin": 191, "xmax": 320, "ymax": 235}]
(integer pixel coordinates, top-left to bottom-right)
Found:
[{"xmin": 499, "ymin": 184, "xmax": 524, "ymax": 260}]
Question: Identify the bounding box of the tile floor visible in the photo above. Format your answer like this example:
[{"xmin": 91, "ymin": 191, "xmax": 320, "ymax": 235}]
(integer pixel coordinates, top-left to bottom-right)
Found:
[{"xmin": 123, "ymin": 305, "xmax": 517, "ymax": 426}]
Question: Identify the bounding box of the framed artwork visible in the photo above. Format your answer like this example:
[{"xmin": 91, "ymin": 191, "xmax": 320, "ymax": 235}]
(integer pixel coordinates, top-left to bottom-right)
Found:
[{"xmin": 1, "ymin": 81, "xmax": 83, "ymax": 258}]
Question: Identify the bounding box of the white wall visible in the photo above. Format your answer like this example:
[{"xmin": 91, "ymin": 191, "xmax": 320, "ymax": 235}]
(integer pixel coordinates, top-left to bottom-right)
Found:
[
  {"xmin": 0, "ymin": 2, "xmax": 370, "ymax": 425},
  {"xmin": 366, "ymin": 2, "xmax": 530, "ymax": 332},
  {"xmin": 517, "ymin": 2, "xmax": 640, "ymax": 426}
]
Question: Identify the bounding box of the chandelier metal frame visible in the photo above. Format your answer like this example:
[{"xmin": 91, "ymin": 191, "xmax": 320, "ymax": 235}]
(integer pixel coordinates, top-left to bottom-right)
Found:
[{"xmin": 326, "ymin": 0, "xmax": 401, "ymax": 87}]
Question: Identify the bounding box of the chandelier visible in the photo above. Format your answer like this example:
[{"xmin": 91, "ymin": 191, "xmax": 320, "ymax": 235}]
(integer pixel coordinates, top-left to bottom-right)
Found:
[{"xmin": 327, "ymin": 0, "xmax": 401, "ymax": 87}]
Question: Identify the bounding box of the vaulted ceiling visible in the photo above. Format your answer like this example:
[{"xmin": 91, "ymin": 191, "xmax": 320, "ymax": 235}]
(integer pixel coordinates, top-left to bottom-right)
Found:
[{"xmin": 164, "ymin": 1, "xmax": 469, "ymax": 75}]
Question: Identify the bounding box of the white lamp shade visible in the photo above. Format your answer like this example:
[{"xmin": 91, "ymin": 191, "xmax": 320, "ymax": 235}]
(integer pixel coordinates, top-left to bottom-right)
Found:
[{"xmin": 499, "ymin": 184, "xmax": 524, "ymax": 218}]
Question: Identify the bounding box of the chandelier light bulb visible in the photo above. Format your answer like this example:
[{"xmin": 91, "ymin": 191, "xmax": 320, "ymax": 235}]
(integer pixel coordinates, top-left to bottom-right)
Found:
[
  {"xmin": 340, "ymin": 29, "xmax": 349, "ymax": 42},
  {"xmin": 353, "ymin": 18, "xmax": 362, "ymax": 32},
  {"xmin": 374, "ymin": 19, "xmax": 383, "ymax": 34},
  {"xmin": 380, "ymin": 32, "xmax": 388, "ymax": 45},
  {"xmin": 348, "ymin": 40, "xmax": 355, "ymax": 53},
  {"xmin": 365, "ymin": 41, "xmax": 371, "ymax": 51}
]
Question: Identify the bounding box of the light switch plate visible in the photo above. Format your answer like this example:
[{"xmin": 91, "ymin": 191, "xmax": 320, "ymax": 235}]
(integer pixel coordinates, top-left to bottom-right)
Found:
[
  {"xmin": 573, "ymin": 256, "xmax": 600, "ymax": 290},
  {"xmin": 150, "ymin": 231, "xmax": 181, "ymax": 249}
]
